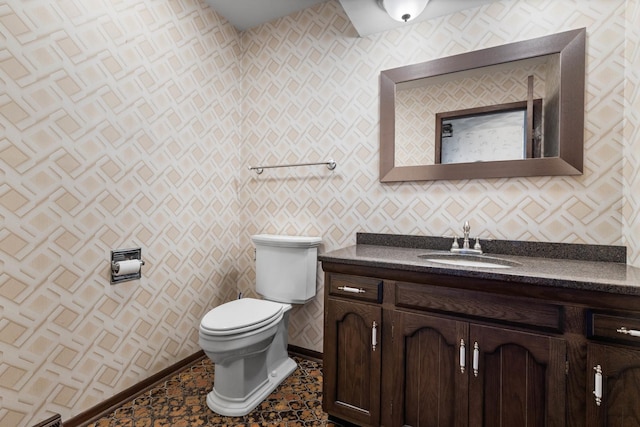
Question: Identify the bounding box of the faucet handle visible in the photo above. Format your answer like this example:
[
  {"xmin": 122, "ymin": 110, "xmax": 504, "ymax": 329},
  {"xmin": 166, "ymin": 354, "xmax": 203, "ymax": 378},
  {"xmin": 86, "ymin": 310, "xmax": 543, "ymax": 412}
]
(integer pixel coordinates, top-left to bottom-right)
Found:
[
  {"xmin": 474, "ymin": 237, "xmax": 482, "ymax": 251},
  {"xmin": 451, "ymin": 236, "xmax": 459, "ymax": 250}
]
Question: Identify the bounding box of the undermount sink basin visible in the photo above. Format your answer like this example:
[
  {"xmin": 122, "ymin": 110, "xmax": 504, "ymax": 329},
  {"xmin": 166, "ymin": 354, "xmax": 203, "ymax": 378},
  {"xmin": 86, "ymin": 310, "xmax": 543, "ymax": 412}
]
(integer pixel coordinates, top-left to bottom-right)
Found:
[{"xmin": 418, "ymin": 253, "xmax": 521, "ymax": 269}]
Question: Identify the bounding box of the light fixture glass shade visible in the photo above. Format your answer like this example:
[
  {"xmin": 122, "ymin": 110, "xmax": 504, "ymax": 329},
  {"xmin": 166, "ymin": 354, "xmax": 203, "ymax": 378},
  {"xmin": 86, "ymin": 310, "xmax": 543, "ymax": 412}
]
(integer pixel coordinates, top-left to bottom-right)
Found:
[{"xmin": 379, "ymin": 0, "xmax": 430, "ymax": 22}]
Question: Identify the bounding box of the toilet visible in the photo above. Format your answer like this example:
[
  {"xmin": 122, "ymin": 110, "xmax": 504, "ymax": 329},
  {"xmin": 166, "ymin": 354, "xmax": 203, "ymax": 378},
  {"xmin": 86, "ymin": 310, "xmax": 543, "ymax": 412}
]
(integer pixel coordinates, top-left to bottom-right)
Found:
[{"xmin": 198, "ymin": 234, "xmax": 322, "ymax": 416}]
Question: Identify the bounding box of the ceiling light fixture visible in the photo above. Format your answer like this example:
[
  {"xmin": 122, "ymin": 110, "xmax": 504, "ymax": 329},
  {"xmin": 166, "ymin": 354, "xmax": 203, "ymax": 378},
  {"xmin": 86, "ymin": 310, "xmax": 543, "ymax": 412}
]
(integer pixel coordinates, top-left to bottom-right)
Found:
[{"xmin": 378, "ymin": 0, "xmax": 430, "ymax": 22}]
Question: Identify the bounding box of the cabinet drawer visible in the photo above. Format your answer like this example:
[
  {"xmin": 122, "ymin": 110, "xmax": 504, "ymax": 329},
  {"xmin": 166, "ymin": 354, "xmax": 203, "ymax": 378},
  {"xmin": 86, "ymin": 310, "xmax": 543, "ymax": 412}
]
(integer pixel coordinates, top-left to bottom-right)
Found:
[
  {"xmin": 395, "ymin": 282, "xmax": 563, "ymax": 332},
  {"xmin": 328, "ymin": 274, "xmax": 382, "ymax": 303},
  {"xmin": 587, "ymin": 309, "xmax": 640, "ymax": 347}
]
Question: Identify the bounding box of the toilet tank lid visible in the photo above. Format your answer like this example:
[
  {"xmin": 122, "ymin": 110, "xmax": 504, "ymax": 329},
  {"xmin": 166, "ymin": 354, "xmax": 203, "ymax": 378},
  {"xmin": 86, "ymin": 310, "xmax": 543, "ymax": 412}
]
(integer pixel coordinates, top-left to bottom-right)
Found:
[
  {"xmin": 201, "ymin": 298, "xmax": 284, "ymax": 332},
  {"xmin": 251, "ymin": 234, "xmax": 321, "ymax": 248}
]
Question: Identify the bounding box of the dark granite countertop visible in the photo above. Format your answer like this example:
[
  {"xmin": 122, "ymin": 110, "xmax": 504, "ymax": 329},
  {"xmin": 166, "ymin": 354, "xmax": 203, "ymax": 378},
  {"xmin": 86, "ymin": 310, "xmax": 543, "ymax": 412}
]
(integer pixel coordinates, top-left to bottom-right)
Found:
[{"xmin": 318, "ymin": 234, "xmax": 640, "ymax": 297}]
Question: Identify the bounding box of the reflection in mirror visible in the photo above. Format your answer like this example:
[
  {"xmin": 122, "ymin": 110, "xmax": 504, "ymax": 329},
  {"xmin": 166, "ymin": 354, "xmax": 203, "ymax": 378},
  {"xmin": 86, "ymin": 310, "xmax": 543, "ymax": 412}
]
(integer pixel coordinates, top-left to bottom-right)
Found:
[
  {"xmin": 380, "ymin": 28, "xmax": 585, "ymax": 182},
  {"xmin": 436, "ymin": 98, "xmax": 544, "ymax": 163},
  {"xmin": 440, "ymin": 109, "xmax": 527, "ymax": 164},
  {"xmin": 395, "ymin": 57, "xmax": 554, "ymax": 166}
]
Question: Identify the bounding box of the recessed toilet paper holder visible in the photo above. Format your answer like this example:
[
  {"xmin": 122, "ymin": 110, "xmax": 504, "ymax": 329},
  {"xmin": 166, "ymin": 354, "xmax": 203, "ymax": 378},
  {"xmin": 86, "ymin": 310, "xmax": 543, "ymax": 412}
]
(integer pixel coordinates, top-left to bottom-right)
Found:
[{"xmin": 111, "ymin": 247, "xmax": 145, "ymax": 284}]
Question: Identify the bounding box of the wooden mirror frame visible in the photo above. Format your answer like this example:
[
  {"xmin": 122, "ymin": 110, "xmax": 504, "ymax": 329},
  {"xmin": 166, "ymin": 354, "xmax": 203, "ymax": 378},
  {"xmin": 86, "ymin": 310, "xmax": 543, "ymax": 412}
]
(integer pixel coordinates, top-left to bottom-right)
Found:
[{"xmin": 379, "ymin": 28, "xmax": 586, "ymax": 182}]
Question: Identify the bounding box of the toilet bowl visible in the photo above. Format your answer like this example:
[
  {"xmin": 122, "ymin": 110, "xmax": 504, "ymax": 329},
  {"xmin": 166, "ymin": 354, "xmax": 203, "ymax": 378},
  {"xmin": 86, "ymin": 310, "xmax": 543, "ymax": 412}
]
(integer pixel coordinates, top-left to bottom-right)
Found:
[
  {"xmin": 199, "ymin": 298, "xmax": 295, "ymax": 416},
  {"xmin": 199, "ymin": 234, "xmax": 321, "ymax": 416}
]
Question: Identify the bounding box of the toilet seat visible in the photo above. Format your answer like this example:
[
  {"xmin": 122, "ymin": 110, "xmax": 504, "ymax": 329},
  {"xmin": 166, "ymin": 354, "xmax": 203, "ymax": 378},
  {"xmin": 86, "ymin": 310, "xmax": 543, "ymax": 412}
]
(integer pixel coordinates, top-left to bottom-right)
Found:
[{"xmin": 200, "ymin": 298, "xmax": 285, "ymax": 336}]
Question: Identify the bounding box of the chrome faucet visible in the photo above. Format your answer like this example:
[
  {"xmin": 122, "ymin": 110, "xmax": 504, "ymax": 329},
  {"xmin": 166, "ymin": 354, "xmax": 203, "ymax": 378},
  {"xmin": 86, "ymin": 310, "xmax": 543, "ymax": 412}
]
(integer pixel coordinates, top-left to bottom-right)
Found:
[{"xmin": 451, "ymin": 221, "xmax": 482, "ymax": 254}]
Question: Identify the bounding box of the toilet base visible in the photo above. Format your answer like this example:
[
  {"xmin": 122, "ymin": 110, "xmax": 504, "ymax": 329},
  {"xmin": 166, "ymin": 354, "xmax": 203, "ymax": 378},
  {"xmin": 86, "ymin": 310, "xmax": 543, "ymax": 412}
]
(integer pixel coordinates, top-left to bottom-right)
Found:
[{"xmin": 206, "ymin": 356, "xmax": 297, "ymax": 417}]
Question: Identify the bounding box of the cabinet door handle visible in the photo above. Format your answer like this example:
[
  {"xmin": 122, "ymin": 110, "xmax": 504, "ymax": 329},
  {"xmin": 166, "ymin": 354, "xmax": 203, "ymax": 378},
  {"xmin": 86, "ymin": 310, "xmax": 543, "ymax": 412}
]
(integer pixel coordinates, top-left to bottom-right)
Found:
[
  {"xmin": 372, "ymin": 321, "xmax": 378, "ymax": 351},
  {"xmin": 338, "ymin": 286, "xmax": 366, "ymax": 294},
  {"xmin": 617, "ymin": 327, "xmax": 640, "ymax": 337},
  {"xmin": 459, "ymin": 339, "xmax": 466, "ymax": 373},
  {"xmin": 473, "ymin": 342, "xmax": 479, "ymax": 377},
  {"xmin": 593, "ymin": 365, "xmax": 603, "ymax": 406}
]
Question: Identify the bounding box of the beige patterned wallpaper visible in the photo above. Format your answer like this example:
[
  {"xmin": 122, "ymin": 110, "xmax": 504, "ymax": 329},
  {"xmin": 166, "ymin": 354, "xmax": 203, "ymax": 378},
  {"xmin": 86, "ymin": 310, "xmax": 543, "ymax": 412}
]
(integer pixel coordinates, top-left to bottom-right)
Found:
[
  {"xmin": 0, "ymin": 0, "xmax": 241, "ymax": 425},
  {"xmin": 238, "ymin": 0, "xmax": 632, "ymax": 354},
  {"xmin": 1, "ymin": 0, "xmax": 638, "ymax": 425},
  {"xmin": 624, "ymin": 0, "xmax": 640, "ymax": 266}
]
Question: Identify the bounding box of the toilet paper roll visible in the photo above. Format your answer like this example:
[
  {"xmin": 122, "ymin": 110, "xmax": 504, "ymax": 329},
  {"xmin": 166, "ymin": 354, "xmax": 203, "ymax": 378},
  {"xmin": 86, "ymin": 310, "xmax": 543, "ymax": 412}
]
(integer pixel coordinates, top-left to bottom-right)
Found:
[{"xmin": 113, "ymin": 259, "xmax": 142, "ymax": 276}]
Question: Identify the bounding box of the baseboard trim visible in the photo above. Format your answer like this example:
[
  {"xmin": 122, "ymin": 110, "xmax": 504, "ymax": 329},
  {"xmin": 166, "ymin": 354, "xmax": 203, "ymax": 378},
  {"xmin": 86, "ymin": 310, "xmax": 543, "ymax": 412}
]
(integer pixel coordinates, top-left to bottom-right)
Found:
[
  {"xmin": 288, "ymin": 344, "xmax": 323, "ymax": 362},
  {"xmin": 63, "ymin": 350, "xmax": 205, "ymax": 427},
  {"xmin": 32, "ymin": 414, "xmax": 62, "ymax": 427}
]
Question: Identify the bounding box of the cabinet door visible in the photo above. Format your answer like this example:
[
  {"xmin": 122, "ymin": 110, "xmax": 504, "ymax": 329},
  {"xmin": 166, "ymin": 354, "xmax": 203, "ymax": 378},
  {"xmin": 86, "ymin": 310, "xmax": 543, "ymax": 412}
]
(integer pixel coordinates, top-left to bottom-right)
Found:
[
  {"xmin": 586, "ymin": 343, "xmax": 640, "ymax": 427},
  {"xmin": 468, "ymin": 325, "xmax": 566, "ymax": 427},
  {"xmin": 392, "ymin": 310, "xmax": 469, "ymax": 427},
  {"xmin": 323, "ymin": 297, "xmax": 382, "ymax": 426}
]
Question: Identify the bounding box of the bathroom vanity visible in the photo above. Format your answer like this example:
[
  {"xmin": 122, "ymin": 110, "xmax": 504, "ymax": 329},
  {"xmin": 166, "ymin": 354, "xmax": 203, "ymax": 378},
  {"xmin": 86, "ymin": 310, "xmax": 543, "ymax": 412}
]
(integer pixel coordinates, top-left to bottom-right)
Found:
[{"xmin": 319, "ymin": 234, "xmax": 640, "ymax": 427}]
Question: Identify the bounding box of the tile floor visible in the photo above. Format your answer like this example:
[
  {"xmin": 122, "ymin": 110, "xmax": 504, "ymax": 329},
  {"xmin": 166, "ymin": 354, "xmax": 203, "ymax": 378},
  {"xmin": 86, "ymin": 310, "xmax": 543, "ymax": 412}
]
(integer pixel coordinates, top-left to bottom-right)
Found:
[{"xmin": 88, "ymin": 355, "xmax": 342, "ymax": 426}]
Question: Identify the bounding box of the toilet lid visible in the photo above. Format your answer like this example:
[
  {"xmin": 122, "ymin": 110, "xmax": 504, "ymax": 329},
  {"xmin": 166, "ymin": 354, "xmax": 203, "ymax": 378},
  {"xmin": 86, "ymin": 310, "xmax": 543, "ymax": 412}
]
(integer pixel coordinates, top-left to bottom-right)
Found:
[{"xmin": 200, "ymin": 298, "xmax": 284, "ymax": 335}]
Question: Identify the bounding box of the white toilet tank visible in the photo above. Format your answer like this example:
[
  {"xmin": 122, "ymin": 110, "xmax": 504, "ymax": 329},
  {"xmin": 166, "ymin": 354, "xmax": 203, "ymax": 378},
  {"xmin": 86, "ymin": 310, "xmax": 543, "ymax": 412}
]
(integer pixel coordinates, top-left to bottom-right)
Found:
[{"xmin": 251, "ymin": 234, "xmax": 322, "ymax": 304}]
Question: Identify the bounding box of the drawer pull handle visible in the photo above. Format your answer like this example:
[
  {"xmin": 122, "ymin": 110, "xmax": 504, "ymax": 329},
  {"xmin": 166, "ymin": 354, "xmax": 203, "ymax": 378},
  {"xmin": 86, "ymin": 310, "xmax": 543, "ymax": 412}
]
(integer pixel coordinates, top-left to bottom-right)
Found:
[
  {"xmin": 593, "ymin": 365, "xmax": 603, "ymax": 406},
  {"xmin": 617, "ymin": 327, "xmax": 640, "ymax": 337},
  {"xmin": 338, "ymin": 286, "xmax": 366, "ymax": 294},
  {"xmin": 459, "ymin": 339, "xmax": 466, "ymax": 373},
  {"xmin": 473, "ymin": 342, "xmax": 479, "ymax": 377},
  {"xmin": 372, "ymin": 321, "xmax": 378, "ymax": 351}
]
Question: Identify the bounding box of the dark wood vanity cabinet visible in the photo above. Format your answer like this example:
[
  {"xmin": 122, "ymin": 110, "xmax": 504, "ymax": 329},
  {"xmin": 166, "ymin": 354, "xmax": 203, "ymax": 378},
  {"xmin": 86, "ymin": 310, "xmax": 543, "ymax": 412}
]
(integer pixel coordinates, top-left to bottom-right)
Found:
[
  {"xmin": 391, "ymin": 296, "xmax": 566, "ymax": 427},
  {"xmin": 586, "ymin": 343, "xmax": 640, "ymax": 426},
  {"xmin": 585, "ymin": 310, "xmax": 640, "ymax": 427},
  {"xmin": 322, "ymin": 268, "xmax": 569, "ymax": 427},
  {"xmin": 467, "ymin": 324, "xmax": 566, "ymax": 427},
  {"xmin": 391, "ymin": 310, "xmax": 468, "ymax": 427},
  {"xmin": 323, "ymin": 274, "xmax": 383, "ymax": 426}
]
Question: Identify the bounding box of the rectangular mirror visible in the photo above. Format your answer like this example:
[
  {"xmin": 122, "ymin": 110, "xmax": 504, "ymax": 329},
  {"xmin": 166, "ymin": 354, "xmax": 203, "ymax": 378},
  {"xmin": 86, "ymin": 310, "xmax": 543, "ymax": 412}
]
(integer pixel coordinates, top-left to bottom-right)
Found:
[{"xmin": 380, "ymin": 28, "xmax": 585, "ymax": 182}]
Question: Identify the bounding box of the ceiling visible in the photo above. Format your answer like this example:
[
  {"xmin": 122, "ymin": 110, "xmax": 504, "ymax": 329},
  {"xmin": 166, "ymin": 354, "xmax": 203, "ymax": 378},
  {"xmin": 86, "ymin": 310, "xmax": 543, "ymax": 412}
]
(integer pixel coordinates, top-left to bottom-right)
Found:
[
  {"xmin": 204, "ymin": 0, "xmax": 501, "ymax": 37},
  {"xmin": 203, "ymin": 0, "xmax": 327, "ymax": 32}
]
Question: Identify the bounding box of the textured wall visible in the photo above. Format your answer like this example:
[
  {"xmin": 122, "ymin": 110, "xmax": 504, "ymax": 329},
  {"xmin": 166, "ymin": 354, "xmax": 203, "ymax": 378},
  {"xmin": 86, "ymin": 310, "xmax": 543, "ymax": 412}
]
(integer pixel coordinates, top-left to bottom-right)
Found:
[
  {"xmin": 624, "ymin": 0, "xmax": 640, "ymax": 266},
  {"xmin": 0, "ymin": 0, "xmax": 241, "ymax": 425},
  {"xmin": 1, "ymin": 0, "xmax": 638, "ymax": 425},
  {"xmin": 238, "ymin": 0, "xmax": 630, "ymax": 353}
]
